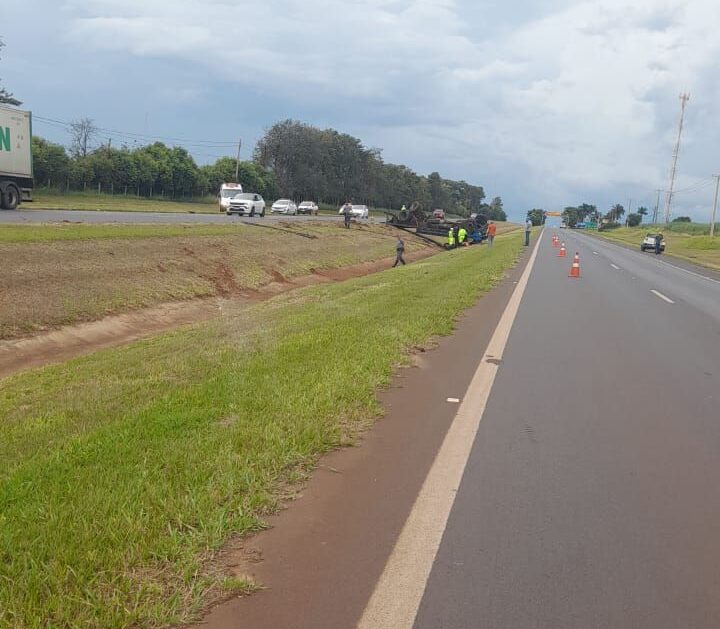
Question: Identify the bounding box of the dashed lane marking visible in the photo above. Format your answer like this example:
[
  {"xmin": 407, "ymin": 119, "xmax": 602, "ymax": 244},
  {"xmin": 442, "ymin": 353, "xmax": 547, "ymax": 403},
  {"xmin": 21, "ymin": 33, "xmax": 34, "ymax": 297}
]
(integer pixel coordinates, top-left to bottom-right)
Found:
[{"xmin": 650, "ymin": 289, "xmax": 675, "ymax": 304}]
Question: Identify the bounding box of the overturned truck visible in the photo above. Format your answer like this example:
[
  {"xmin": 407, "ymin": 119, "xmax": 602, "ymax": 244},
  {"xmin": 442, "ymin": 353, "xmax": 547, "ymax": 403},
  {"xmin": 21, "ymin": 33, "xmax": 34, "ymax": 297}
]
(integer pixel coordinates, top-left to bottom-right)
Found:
[{"xmin": 385, "ymin": 204, "xmax": 488, "ymax": 242}]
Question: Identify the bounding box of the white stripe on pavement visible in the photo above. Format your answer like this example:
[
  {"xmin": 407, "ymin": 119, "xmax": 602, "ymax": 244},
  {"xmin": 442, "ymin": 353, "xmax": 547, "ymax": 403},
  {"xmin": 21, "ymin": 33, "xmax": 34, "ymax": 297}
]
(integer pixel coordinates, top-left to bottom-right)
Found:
[
  {"xmin": 611, "ymin": 263, "xmax": 620, "ymax": 270},
  {"xmin": 651, "ymin": 289, "xmax": 675, "ymax": 304},
  {"xmin": 356, "ymin": 232, "xmax": 544, "ymax": 629}
]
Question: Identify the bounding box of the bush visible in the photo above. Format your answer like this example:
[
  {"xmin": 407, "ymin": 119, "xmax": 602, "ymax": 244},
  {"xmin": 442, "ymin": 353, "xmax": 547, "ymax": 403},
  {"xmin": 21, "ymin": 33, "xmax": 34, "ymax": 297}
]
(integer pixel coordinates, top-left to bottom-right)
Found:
[
  {"xmin": 672, "ymin": 216, "xmax": 692, "ymax": 223},
  {"xmin": 627, "ymin": 213, "xmax": 641, "ymax": 227}
]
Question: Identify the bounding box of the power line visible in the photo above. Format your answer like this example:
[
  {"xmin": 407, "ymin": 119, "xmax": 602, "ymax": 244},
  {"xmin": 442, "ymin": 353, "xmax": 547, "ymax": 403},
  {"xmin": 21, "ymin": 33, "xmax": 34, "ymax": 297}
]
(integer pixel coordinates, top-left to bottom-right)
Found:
[{"xmin": 33, "ymin": 114, "xmax": 238, "ymax": 148}]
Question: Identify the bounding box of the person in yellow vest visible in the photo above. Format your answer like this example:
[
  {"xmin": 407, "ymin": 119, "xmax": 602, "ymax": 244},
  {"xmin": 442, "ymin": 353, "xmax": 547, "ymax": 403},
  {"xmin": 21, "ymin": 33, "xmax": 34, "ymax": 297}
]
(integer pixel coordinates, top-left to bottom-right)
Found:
[
  {"xmin": 447, "ymin": 228, "xmax": 456, "ymax": 249},
  {"xmin": 458, "ymin": 227, "xmax": 468, "ymax": 246}
]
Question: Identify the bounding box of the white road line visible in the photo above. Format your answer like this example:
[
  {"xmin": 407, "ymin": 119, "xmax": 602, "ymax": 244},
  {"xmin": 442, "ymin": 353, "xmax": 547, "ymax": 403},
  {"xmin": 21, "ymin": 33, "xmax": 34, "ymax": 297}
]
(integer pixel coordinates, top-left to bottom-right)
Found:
[
  {"xmin": 651, "ymin": 289, "xmax": 675, "ymax": 304},
  {"xmin": 356, "ymin": 232, "xmax": 544, "ymax": 629},
  {"xmin": 593, "ymin": 251, "xmax": 599, "ymax": 255},
  {"xmin": 610, "ymin": 263, "xmax": 620, "ymax": 270}
]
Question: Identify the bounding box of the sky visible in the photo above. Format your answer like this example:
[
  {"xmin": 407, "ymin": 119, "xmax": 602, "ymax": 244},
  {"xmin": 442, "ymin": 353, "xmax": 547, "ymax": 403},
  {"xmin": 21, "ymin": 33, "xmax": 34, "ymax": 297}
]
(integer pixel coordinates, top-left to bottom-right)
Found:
[{"xmin": 3, "ymin": 0, "xmax": 720, "ymax": 221}]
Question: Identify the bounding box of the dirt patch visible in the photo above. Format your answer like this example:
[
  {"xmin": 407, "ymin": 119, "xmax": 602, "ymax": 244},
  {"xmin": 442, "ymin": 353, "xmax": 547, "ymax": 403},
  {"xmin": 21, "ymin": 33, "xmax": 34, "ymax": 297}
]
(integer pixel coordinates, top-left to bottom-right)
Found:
[
  {"xmin": 0, "ymin": 223, "xmax": 435, "ymax": 340},
  {"xmin": 0, "ymin": 248, "xmax": 437, "ymax": 379}
]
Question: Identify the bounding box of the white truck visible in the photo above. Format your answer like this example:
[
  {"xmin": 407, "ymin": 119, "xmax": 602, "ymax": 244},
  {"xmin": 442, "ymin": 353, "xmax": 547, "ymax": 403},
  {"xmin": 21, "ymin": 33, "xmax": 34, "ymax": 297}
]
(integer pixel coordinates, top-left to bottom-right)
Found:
[{"xmin": 0, "ymin": 105, "xmax": 33, "ymax": 209}]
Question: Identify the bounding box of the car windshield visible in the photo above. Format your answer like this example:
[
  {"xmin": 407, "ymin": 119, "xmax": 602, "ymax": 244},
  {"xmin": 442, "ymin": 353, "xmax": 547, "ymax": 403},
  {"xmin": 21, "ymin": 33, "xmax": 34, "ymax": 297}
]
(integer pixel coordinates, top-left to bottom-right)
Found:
[
  {"xmin": 231, "ymin": 193, "xmax": 253, "ymax": 200},
  {"xmin": 220, "ymin": 189, "xmax": 241, "ymax": 198},
  {"xmin": 300, "ymin": 202, "xmax": 313, "ymax": 207},
  {"xmin": 275, "ymin": 199, "xmax": 291, "ymax": 204},
  {"xmin": 352, "ymin": 205, "xmax": 366, "ymax": 210}
]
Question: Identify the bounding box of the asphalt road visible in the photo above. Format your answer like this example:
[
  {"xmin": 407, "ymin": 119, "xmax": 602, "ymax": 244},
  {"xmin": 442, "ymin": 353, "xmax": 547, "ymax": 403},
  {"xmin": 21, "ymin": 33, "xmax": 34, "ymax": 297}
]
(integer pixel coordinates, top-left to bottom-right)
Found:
[
  {"xmin": 0, "ymin": 208, "xmax": 352, "ymax": 224},
  {"xmin": 412, "ymin": 231, "xmax": 720, "ymax": 628}
]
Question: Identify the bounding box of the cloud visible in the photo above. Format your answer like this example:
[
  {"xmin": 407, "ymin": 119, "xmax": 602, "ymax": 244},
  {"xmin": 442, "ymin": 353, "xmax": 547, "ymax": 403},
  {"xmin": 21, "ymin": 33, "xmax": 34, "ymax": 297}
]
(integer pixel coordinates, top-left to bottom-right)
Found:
[{"xmin": 51, "ymin": 0, "xmax": 720, "ymax": 217}]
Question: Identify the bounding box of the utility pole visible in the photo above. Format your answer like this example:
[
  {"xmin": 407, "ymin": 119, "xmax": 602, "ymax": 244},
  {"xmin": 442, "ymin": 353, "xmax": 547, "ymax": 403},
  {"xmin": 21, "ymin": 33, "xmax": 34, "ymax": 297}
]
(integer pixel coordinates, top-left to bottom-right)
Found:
[
  {"xmin": 663, "ymin": 93, "xmax": 690, "ymax": 224},
  {"xmin": 234, "ymin": 139, "xmax": 242, "ymax": 182},
  {"xmin": 711, "ymin": 175, "xmax": 720, "ymax": 238},
  {"xmin": 653, "ymin": 189, "xmax": 662, "ymax": 224}
]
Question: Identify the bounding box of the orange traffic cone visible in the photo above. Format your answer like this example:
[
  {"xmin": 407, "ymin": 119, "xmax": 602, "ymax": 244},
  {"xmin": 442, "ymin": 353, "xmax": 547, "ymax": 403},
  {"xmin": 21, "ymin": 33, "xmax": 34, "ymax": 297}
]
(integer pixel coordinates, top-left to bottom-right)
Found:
[
  {"xmin": 569, "ymin": 253, "xmax": 580, "ymax": 278},
  {"xmin": 552, "ymin": 236, "xmax": 559, "ymax": 248},
  {"xmin": 558, "ymin": 243, "xmax": 567, "ymax": 258}
]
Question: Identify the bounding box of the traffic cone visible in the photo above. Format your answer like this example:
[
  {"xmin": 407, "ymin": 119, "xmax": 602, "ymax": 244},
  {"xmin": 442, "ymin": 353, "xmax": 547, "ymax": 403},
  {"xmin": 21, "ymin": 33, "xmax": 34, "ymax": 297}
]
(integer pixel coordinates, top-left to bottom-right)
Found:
[
  {"xmin": 558, "ymin": 243, "xmax": 567, "ymax": 258},
  {"xmin": 552, "ymin": 236, "xmax": 559, "ymax": 248},
  {"xmin": 569, "ymin": 253, "xmax": 580, "ymax": 278}
]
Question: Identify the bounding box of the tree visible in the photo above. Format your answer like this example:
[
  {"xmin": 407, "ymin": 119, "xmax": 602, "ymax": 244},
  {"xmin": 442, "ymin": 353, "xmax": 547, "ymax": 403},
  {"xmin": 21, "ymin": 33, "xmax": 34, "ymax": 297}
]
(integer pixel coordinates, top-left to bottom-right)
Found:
[
  {"xmin": 627, "ymin": 213, "xmax": 642, "ymax": 227},
  {"xmin": 527, "ymin": 209, "xmax": 545, "ymax": 226},
  {"xmin": 0, "ymin": 37, "xmax": 21, "ymax": 106},
  {"xmin": 637, "ymin": 206, "xmax": 648, "ymax": 216},
  {"xmin": 562, "ymin": 206, "xmax": 580, "ymax": 227},
  {"xmin": 69, "ymin": 118, "xmax": 98, "ymax": 158},
  {"xmin": 487, "ymin": 196, "xmax": 507, "ymax": 221},
  {"xmin": 605, "ymin": 204, "xmax": 625, "ymax": 223},
  {"xmin": 672, "ymin": 216, "xmax": 692, "ymax": 223},
  {"xmin": 32, "ymin": 137, "xmax": 70, "ymax": 187}
]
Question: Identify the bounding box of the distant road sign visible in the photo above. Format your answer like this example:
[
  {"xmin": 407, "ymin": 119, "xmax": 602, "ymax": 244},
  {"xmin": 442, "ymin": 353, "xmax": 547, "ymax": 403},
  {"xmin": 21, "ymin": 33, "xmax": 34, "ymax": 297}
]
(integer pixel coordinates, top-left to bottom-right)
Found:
[{"xmin": 546, "ymin": 211, "xmax": 562, "ymax": 217}]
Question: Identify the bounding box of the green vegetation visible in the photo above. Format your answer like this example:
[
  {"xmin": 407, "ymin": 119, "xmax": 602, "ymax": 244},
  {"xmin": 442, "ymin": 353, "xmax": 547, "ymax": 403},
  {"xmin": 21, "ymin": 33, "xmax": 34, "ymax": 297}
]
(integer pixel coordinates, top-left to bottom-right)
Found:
[
  {"xmin": 32, "ymin": 119, "xmax": 501, "ymax": 217},
  {"xmin": 0, "ymin": 223, "xmax": 247, "ymax": 243},
  {"xmin": 0, "ymin": 233, "xmax": 523, "ymax": 628},
  {"xmin": 31, "ymin": 190, "xmax": 218, "ymax": 213},
  {"xmin": 592, "ymin": 226, "xmax": 720, "ymax": 270},
  {"xmin": 0, "ymin": 222, "xmax": 432, "ymax": 338}
]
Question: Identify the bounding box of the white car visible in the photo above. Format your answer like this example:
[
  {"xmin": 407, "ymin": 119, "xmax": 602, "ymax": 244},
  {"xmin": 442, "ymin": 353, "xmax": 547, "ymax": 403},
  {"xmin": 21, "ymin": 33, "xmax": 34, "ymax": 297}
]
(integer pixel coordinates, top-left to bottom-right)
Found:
[
  {"xmin": 227, "ymin": 193, "xmax": 265, "ymax": 217},
  {"xmin": 271, "ymin": 199, "xmax": 298, "ymax": 215},
  {"xmin": 298, "ymin": 201, "xmax": 319, "ymax": 215},
  {"xmin": 640, "ymin": 233, "xmax": 666, "ymax": 252},
  {"xmin": 338, "ymin": 204, "xmax": 370, "ymax": 219}
]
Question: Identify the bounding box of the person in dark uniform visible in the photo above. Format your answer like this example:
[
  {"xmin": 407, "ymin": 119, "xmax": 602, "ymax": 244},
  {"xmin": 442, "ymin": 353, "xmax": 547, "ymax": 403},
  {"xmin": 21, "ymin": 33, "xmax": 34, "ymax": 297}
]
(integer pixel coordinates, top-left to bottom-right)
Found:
[
  {"xmin": 655, "ymin": 233, "xmax": 663, "ymax": 255},
  {"xmin": 393, "ymin": 236, "xmax": 406, "ymax": 267}
]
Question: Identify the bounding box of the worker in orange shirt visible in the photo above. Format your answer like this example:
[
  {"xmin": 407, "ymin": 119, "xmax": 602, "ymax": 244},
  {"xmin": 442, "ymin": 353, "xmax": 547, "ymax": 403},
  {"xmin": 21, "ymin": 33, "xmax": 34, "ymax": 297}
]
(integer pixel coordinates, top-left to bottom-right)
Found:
[{"xmin": 487, "ymin": 220, "xmax": 497, "ymax": 246}]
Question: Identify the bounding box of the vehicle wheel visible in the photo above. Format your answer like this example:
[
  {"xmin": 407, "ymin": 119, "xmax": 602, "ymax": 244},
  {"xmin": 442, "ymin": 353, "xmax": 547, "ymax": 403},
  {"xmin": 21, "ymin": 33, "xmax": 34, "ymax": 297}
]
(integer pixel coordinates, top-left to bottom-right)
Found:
[
  {"xmin": 260, "ymin": 209, "xmax": 265, "ymax": 217},
  {"xmin": 250, "ymin": 208, "xmax": 255, "ymax": 217},
  {"xmin": 1, "ymin": 184, "xmax": 19, "ymax": 210},
  {"xmin": 640, "ymin": 245, "xmax": 645, "ymax": 251}
]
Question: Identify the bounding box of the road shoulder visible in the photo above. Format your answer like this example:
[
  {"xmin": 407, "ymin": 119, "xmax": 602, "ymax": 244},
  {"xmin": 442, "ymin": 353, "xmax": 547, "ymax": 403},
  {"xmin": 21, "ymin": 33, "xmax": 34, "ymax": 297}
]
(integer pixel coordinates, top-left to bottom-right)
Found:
[{"xmin": 187, "ymin": 244, "xmax": 535, "ymax": 629}]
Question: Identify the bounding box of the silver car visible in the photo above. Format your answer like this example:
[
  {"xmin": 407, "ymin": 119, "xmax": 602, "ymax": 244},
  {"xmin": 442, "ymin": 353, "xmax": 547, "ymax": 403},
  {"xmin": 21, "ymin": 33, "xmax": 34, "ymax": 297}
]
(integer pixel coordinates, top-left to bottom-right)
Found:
[
  {"xmin": 271, "ymin": 199, "xmax": 298, "ymax": 215},
  {"xmin": 298, "ymin": 201, "xmax": 319, "ymax": 215}
]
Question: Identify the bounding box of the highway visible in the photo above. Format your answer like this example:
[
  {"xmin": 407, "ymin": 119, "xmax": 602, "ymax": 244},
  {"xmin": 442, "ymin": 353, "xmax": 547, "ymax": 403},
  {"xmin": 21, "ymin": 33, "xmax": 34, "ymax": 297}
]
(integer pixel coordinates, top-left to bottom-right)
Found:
[
  {"xmin": 0, "ymin": 208, "xmax": 348, "ymax": 224},
  {"xmin": 407, "ymin": 230, "xmax": 720, "ymax": 628}
]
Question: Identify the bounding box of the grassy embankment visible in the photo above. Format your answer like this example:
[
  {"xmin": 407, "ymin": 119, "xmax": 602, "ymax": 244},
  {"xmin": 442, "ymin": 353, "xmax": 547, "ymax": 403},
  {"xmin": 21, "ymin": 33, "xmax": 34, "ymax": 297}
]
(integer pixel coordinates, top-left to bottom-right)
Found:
[
  {"xmin": 30, "ymin": 190, "xmax": 219, "ymax": 213},
  {"xmin": 0, "ymin": 222, "xmax": 432, "ymax": 339},
  {"xmin": 0, "ymin": 233, "xmax": 524, "ymax": 628},
  {"xmin": 592, "ymin": 225, "xmax": 720, "ymax": 271}
]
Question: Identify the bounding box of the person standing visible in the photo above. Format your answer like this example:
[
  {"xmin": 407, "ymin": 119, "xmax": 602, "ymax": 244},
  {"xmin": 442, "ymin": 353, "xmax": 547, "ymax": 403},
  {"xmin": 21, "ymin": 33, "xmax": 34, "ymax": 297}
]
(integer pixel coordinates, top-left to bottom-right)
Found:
[
  {"xmin": 393, "ymin": 236, "xmax": 406, "ymax": 267},
  {"xmin": 342, "ymin": 202, "xmax": 352, "ymax": 229},
  {"xmin": 487, "ymin": 220, "xmax": 497, "ymax": 246},
  {"xmin": 447, "ymin": 227, "xmax": 456, "ymax": 249},
  {"xmin": 525, "ymin": 219, "xmax": 532, "ymax": 246},
  {"xmin": 655, "ymin": 232, "xmax": 663, "ymax": 255}
]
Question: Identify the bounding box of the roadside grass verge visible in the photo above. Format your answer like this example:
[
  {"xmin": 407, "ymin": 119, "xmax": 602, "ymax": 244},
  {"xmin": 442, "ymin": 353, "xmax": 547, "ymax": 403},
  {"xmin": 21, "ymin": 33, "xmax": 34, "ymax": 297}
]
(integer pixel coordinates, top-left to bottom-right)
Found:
[
  {"xmin": 590, "ymin": 227, "xmax": 720, "ymax": 270},
  {"xmin": 0, "ymin": 223, "xmax": 433, "ymax": 339},
  {"xmin": 0, "ymin": 233, "xmax": 523, "ymax": 628},
  {"xmin": 30, "ymin": 191, "xmax": 218, "ymax": 214}
]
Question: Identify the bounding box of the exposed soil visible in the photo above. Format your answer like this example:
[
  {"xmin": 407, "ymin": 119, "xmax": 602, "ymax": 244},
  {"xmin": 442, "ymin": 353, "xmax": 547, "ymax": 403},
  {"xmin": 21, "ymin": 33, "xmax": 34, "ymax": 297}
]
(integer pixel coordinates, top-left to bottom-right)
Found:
[{"xmin": 0, "ymin": 249, "xmax": 436, "ymax": 379}]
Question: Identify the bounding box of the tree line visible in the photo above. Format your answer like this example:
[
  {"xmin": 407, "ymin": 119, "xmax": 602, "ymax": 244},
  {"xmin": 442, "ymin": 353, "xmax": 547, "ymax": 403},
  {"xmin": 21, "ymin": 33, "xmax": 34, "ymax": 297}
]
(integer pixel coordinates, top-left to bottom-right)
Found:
[
  {"xmin": 527, "ymin": 203, "xmax": 659, "ymax": 227},
  {"xmin": 31, "ymin": 119, "xmax": 505, "ymax": 217}
]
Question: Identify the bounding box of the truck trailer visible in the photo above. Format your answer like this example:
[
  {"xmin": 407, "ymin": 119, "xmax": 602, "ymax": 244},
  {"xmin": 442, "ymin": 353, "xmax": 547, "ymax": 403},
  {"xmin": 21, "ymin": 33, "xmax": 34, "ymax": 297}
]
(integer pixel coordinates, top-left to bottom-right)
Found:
[{"xmin": 0, "ymin": 105, "xmax": 33, "ymax": 209}]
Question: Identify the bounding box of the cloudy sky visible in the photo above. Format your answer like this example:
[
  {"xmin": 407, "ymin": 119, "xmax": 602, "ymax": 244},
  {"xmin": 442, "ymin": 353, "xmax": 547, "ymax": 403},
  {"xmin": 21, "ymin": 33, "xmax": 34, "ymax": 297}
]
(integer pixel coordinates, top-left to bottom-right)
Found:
[{"xmin": 3, "ymin": 0, "xmax": 720, "ymax": 220}]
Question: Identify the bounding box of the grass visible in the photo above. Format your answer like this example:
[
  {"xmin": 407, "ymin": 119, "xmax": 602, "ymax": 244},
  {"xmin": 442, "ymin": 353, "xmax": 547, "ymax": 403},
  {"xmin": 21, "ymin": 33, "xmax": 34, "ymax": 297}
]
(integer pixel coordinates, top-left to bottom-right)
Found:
[
  {"xmin": 590, "ymin": 225, "xmax": 720, "ymax": 270},
  {"xmin": 0, "ymin": 222, "xmax": 432, "ymax": 339},
  {"xmin": 0, "ymin": 232, "xmax": 524, "ymax": 628},
  {"xmin": 30, "ymin": 191, "xmax": 219, "ymax": 214}
]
